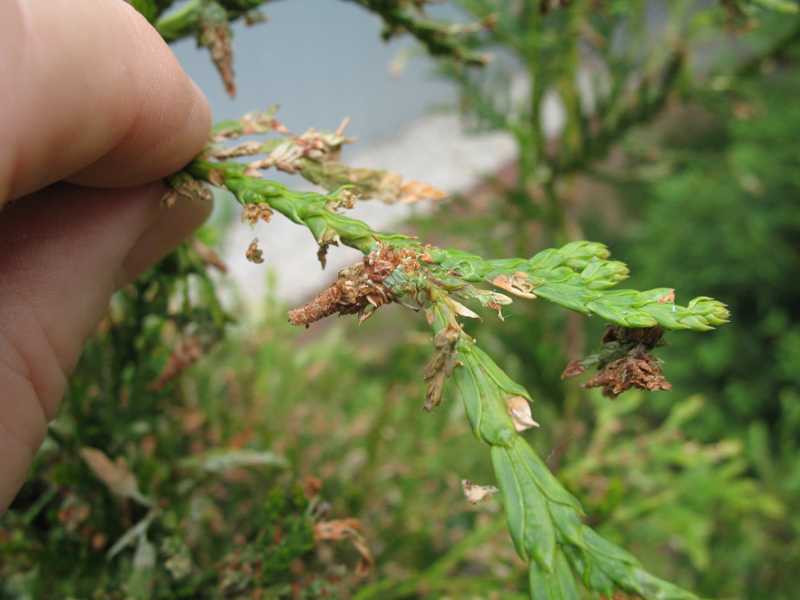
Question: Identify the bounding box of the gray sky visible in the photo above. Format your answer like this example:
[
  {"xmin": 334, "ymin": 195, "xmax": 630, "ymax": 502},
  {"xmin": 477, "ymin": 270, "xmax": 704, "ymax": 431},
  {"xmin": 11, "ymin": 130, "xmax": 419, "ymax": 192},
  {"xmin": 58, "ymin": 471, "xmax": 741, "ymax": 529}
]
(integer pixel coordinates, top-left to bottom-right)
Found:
[{"xmin": 172, "ymin": 2, "xmax": 454, "ymax": 145}]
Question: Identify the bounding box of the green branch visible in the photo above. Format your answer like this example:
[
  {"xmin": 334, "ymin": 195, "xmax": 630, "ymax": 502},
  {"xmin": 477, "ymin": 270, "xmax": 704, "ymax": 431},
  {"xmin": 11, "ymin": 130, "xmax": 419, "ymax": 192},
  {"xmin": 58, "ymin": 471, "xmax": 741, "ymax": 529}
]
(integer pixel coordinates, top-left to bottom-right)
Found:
[
  {"xmin": 186, "ymin": 153, "xmax": 728, "ymax": 333},
  {"xmin": 348, "ymin": 0, "xmax": 488, "ymax": 65},
  {"xmin": 423, "ymin": 301, "xmax": 700, "ymax": 600},
  {"xmin": 175, "ymin": 122, "xmax": 727, "ymax": 596}
]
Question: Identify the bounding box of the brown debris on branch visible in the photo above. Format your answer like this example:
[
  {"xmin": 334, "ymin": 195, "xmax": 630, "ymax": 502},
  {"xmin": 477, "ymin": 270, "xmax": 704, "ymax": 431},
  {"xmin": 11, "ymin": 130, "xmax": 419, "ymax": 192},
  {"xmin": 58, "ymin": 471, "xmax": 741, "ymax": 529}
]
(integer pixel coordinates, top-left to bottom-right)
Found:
[
  {"xmin": 200, "ymin": 20, "xmax": 236, "ymax": 97},
  {"xmin": 150, "ymin": 336, "xmax": 205, "ymax": 391},
  {"xmin": 562, "ymin": 326, "xmax": 671, "ymax": 398},
  {"xmin": 583, "ymin": 348, "xmax": 672, "ymax": 398},
  {"xmin": 423, "ymin": 323, "xmax": 461, "ymax": 410},
  {"xmin": 245, "ymin": 239, "xmax": 264, "ymax": 264},
  {"xmin": 288, "ymin": 244, "xmax": 420, "ymax": 327},
  {"xmin": 242, "ymin": 203, "xmax": 273, "ymax": 225}
]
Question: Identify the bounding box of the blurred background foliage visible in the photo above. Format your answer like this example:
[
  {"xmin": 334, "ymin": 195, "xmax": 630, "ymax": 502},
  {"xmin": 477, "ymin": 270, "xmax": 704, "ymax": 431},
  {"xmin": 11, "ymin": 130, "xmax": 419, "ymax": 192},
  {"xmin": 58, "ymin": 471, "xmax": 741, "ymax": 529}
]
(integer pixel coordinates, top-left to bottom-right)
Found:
[{"xmin": 2, "ymin": 0, "xmax": 800, "ymax": 598}]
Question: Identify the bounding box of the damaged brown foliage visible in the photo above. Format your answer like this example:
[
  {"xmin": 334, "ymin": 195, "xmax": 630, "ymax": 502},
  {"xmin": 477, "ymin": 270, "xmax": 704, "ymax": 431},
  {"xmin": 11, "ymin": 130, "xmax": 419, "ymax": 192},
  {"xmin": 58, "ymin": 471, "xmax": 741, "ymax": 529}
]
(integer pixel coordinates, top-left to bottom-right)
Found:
[
  {"xmin": 563, "ymin": 326, "xmax": 672, "ymax": 398},
  {"xmin": 423, "ymin": 323, "xmax": 461, "ymax": 411},
  {"xmin": 584, "ymin": 349, "xmax": 672, "ymax": 398},
  {"xmin": 200, "ymin": 21, "xmax": 236, "ymax": 97},
  {"xmin": 151, "ymin": 336, "xmax": 205, "ymax": 391},
  {"xmin": 313, "ymin": 519, "xmax": 374, "ymax": 577},
  {"xmin": 288, "ymin": 245, "xmax": 420, "ymax": 326},
  {"xmin": 192, "ymin": 239, "xmax": 228, "ymax": 273}
]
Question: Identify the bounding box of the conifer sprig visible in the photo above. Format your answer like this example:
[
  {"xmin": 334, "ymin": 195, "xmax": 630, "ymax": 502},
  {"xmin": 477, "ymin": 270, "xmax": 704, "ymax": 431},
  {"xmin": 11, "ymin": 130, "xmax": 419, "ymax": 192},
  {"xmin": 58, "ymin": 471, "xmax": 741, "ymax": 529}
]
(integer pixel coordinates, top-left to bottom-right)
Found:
[
  {"xmin": 173, "ymin": 113, "xmax": 729, "ymax": 599},
  {"xmin": 185, "ymin": 152, "xmax": 729, "ymax": 334}
]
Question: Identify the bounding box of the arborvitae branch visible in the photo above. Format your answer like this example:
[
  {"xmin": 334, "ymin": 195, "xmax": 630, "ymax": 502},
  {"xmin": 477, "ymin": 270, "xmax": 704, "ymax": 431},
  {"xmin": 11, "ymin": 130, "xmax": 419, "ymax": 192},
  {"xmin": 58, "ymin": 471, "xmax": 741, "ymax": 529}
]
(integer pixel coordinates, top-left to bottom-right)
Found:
[
  {"xmin": 207, "ymin": 110, "xmax": 446, "ymax": 203},
  {"xmin": 173, "ymin": 112, "xmax": 729, "ymax": 599},
  {"xmin": 347, "ymin": 0, "xmax": 489, "ymax": 66},
  {"xmin": 186, "ymin": 152, "xmax": 728, "ymax": 332},
  {"xmin": 423, "ymin": 300, "xmax": 700, "ymax": 600}
]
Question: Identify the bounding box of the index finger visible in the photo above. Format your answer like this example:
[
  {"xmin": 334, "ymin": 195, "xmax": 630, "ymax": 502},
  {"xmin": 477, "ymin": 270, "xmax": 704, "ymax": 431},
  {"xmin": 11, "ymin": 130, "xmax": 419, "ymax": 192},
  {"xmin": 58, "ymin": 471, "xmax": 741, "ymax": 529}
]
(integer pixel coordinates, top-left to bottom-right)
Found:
[{"xmin": 0, "ymin": 0, "xmax": 211, "ymax": 204}]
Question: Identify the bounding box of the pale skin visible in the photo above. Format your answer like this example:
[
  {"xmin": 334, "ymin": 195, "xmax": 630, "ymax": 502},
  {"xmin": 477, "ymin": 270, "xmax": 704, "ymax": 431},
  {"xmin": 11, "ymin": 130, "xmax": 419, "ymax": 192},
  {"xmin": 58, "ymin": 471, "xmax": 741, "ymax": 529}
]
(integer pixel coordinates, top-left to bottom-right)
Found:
[{"xmin": 0, "ymin": 0, "xmax": 213, "ymax": 511}]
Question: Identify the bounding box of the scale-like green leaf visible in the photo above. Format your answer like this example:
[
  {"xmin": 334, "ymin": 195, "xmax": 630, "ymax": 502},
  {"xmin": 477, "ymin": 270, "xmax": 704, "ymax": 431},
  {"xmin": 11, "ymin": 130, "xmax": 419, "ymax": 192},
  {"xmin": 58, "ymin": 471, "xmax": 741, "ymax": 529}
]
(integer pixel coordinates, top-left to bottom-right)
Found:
[
  {"xmin": 529, "ymin": 547, "xmax": 581, "ymax": 600},
  {"xmin": 425, "ymin": 242, "xmax": 729, "ymax": 331},
  {"xmin": 492, "ymin": 445, "xmax": 556, "ymax": 569}
]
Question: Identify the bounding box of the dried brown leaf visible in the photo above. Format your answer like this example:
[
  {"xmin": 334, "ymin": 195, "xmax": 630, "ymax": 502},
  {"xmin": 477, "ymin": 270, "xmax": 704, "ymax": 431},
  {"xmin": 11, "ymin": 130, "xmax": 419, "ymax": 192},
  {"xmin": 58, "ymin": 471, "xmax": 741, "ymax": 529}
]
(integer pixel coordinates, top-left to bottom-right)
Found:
[
  {"xmin": 210, "ymin": 141, "xmax": 264, "ymax": 160},
  {"xmin": 163, "ymin": 177, "xmax": 212, "ymax": 208},
  {"xmin": 80, "ymin": 448, "xmax": 149, "ymax": 505},
  {"xmin": 242, "ymin": 204, "xmax": 273, "ymax": 226},
  {"xmin": 192, "ymin": 239, "xmax": 228, "ymax": 273},
  {"xmin": 491, "ymin": 272, "xmax": 537, "ymax": 299},
  {"xmin": 245, "ymin": 238, "xmax": 264, "ymax": 264},
  {"xmin": 506, "ymin": 395, "xmax": 539, "ymax": 431},
  {"xmin": 397, "ymin": 179, "xmax": 447, "ymax": 204},
  {"xmin": 150, "ymin": 337, "xmax": 204, "ymax": 391},
  {"xmin": 448, "ymin": 298, "xmax": 480, "ymax": 319},
  {"xmin": 303, "ymin": 475, "xmax": 323, "ymax": 499},
  {"xmin": 314, "ymin": 519, "xmax": 373, "ymax": 577},
  {"xmin": 561, "ymin": 360, "xmax": 586, "ymax": 380},
  {"xmin": 461, "ymin": 479, "xmax": 499, "ymax": 504},
  {"xmin": 423, "ymin": 324, "xmax": 461, "ymax": 411},
  {"xmin": 200, "ymin": 22, "xmax": 236, "ymax": 97},
  {"xmin": 583, "ymin": 349, "xmax": 672, "ymax": 398}
]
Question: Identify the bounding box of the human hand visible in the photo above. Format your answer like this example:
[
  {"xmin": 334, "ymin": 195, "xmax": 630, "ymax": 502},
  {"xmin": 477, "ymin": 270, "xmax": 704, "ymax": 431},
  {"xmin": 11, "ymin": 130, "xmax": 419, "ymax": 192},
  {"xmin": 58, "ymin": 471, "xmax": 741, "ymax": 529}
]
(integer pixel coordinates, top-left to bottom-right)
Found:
[{"xmin": 0, "ymin": 0, "xmax": 212, "ymax": 511}]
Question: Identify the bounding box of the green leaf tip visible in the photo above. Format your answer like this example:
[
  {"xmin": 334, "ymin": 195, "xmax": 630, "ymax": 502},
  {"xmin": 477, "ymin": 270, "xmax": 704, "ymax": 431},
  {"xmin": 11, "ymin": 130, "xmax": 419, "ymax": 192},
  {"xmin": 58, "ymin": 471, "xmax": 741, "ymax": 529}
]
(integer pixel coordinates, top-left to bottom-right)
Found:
[{"xmin": 426, "ymin": 242, "xmax": 730, "ymax": 331}]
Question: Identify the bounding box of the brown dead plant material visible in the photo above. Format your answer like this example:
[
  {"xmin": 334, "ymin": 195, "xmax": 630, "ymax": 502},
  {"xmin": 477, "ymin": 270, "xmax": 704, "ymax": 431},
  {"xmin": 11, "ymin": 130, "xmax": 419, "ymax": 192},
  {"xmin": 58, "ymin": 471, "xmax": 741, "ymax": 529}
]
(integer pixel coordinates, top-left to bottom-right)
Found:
[
  {"xmin": 242, "ymin": 203, "xmax": 273, "ymax": 225},
  {"xmin": 200, "ymin": 21, "xmax": 236, "ymax": 97},
  {"xmin": 461, "ymin": 479, "xmax": 499, "ymax": 504},
  {"xmin": 192, "ymin": 239, "xmax": 228, "ymax": 273},
  {"xmin": 583, "ymin": 348, "xmax": 672, "ymax": 398},
  {"xmin": 79, "ymin": 448, "xmax": 150, "ymax": 505},
  {"xmin": 563, "ymin": 326, "xmax": 671, "ymax": 398},
  {"xmin": 211, "ymin": 141, "xmax": 264, "ymax": 160},
  {"xmin": 162, "ymin": 176, "xmax": 213, "ymax": 208},
  {"xmin": 491, "ymin": 271, "xmax": 537, "ymax": 298},
  {"xmin": 313, "ymin": 518, "xmax": 373, "ymax": 577},
  {"xmin": 288, "ymin": 244, "xmax": 420, "ymax": 326},
  {"xmin": 561, "ymin": 359, "xmax": 587, "ymax": 379},
  {"xmin": 245, "ymin": 238, "xmax": 265, "ymax": 264},
  {"xmin": 506, "ymin": 395, "xmax": 539, "ymax": 431},
  {"xmin": 423, "ymin": 323, "xmax": 461, "ymax": 411},
  {"xmin": 151, "ymin": 336, "xmax": 205, "ymax": 391},
  {"xmin": 302, "ymin": 475, "xmax": 324, "ymax": 500},
  {"xmin": 397, "ymin": 178, "xmax": 447, "ymax": 204}
]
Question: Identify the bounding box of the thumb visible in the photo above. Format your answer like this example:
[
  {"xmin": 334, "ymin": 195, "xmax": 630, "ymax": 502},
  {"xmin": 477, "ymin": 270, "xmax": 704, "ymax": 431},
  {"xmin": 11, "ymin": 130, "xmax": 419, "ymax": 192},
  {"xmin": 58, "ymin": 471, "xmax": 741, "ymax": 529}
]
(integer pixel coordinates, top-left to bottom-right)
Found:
[{"xmin": 0, "ymin": 183, "xmax": 211, "ymax": 511}]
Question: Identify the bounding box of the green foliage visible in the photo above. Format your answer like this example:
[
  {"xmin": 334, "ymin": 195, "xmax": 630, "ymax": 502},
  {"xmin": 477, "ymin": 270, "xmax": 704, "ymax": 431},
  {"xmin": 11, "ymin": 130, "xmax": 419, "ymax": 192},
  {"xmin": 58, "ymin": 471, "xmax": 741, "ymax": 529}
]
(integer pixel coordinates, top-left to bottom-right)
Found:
[
  {"xmin": 427, "ymin": 305, "xmax": 705, "ymax": 600},
  {"xmin": 1, "ymin": 281, "xmax": 761, "ymax": 598},
  {"xmin": 562, "ymin": 392, "xmax": 783, "ymax": 594},
  {"xmin": 407, "ymin": 2, "xmax": 800, "ymax": 597},
  {"xmin": 616, "ymin": 67, "xmax": 800, "ymax": 434},
  {"xmin": 172, "ymin": 81, "xmax": 734, "ymax": 595},
  {"xmin": 605, "ymin": 52, "xmax": 800, "ymax": 597}
]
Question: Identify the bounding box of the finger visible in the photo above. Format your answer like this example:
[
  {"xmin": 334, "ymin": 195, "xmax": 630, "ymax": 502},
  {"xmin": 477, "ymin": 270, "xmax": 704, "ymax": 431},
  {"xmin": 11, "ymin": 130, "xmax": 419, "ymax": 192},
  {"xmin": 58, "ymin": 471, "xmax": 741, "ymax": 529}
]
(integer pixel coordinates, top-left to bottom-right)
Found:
[
  {"xmin": 0, "ymin": 184, "xmax": 211, "ymax": 511},
  {"xmin": 0, "ymin": 0, "xmax": 211, "ymax": 204}
]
